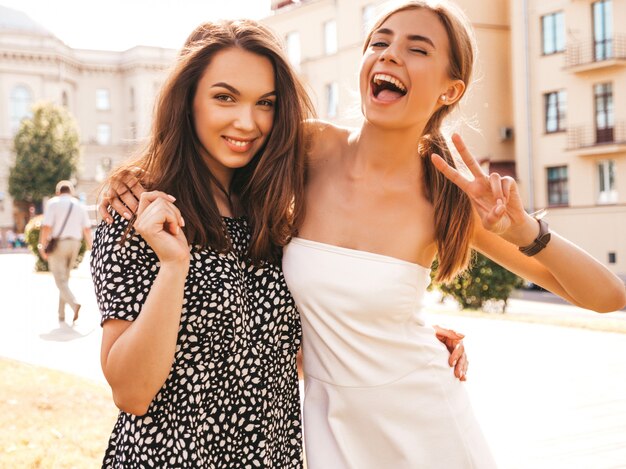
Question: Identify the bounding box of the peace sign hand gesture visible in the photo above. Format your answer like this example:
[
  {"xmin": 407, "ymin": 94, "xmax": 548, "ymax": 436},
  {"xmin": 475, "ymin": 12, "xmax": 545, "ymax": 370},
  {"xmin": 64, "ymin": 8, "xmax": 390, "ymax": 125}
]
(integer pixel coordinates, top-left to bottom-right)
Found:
[{"xmin": 431, "ymin": 134, "xmax": 532, "ymax": 245}]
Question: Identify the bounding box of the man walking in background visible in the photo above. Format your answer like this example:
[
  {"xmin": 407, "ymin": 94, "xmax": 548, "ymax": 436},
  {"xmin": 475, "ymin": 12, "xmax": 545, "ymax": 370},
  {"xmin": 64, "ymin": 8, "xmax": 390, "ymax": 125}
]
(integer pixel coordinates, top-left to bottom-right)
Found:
[{"xmin": 38, "ymin": 180, "xmax": 92, "ymax": 324}]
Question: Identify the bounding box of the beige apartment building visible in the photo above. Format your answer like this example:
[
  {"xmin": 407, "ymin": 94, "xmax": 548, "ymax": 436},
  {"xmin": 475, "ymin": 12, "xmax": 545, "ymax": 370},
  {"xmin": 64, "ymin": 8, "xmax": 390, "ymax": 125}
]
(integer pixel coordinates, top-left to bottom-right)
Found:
[
  {"xmin": 265, "ymin": 0, "xmax": 625, "ymax": 277},
  {"xmin": 0, "ymin": 1, "xmax": 623, "ymax": 277},
  {"xmin": 0, "ymin": 5, "xmax": 176, "ymax": 234},
  {"xmin": 511, "ymin": 0, "xmax": 626, "ymax": 277}
]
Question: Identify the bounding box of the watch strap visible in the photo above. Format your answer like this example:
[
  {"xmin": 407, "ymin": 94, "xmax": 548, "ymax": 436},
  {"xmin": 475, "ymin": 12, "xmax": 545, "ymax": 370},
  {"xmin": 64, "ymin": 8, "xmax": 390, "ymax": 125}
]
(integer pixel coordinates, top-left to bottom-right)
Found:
[{"xmin": 518, "ymin": 217, "xmax": 551, "ymax": 257}]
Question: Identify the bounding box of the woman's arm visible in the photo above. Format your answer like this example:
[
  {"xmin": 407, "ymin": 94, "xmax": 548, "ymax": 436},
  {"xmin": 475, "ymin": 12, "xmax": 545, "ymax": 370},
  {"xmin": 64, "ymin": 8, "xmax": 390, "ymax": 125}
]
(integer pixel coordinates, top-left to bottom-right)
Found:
[
  {"xmin": 472, "ymin": 220, "xmax": 625, "ymax": 312},
  {"xmin": 100, "ymin": 192, "xmax": 189, "ymax": 415},
  {"xmin": 432, "ymin": 134, "xmax": 626, "ymax": 313}
]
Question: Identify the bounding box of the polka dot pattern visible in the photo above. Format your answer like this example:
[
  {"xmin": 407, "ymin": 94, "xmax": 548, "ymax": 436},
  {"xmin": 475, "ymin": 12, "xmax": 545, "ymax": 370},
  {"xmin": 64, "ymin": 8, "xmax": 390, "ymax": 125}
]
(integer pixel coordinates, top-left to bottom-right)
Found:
[{"xmin": 91, "ymin": 214, "xmax": 302, "ymax": 468}]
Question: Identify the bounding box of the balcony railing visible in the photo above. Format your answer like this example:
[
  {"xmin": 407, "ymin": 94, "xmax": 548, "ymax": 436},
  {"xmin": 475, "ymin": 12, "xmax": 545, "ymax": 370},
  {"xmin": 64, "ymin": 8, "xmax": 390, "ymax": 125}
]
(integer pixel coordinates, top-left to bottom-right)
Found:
[
  {"xmin": 565, "ymin": 35, "xmax": 626, "ymax": 69},
  {"xmin": 567, "ymin": 121, "xmax": 626, "ymax": 151}
]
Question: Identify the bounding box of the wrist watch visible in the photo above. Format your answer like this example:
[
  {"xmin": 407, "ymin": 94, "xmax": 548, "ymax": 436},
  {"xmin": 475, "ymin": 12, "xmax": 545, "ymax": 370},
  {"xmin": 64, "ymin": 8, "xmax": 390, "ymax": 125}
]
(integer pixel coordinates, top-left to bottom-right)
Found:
[{"xmin": 518, "ymin": 214, "xmax": 551, "ymax": 257}]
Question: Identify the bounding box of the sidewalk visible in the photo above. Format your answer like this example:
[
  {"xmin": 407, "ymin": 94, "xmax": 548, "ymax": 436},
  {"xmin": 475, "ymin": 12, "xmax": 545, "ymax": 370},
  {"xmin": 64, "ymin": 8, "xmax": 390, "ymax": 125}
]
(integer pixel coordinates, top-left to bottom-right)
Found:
[
  {"xmin": 2, "ymin": 252, "xmax": 626, "ymax": 468},
  {"xmin": 0, "ymin": 252, "xmax": 104, "ymax": 383}
]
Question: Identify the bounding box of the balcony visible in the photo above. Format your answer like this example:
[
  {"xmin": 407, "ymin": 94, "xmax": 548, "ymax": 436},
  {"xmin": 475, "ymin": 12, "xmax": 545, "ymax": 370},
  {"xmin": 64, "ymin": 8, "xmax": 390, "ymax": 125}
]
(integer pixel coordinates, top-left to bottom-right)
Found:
[
  {"xmin": 565, "ymin": 36, "xmax": 626, "ymax": 73},
  {"xmin": 566, "ymin": 121, "xmax": 626, "ymax": 156}
]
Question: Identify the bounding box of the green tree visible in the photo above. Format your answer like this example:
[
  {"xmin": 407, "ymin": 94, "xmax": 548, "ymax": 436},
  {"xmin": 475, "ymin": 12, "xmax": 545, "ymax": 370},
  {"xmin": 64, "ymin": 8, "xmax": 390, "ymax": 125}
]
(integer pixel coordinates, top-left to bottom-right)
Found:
[
  {"xmin": 8, "ymin": 102, "xmax": 80, "ymax": 212},
  {"xmin": 430, "ymin": 251, "xmax": 525, "ymax": 313}
]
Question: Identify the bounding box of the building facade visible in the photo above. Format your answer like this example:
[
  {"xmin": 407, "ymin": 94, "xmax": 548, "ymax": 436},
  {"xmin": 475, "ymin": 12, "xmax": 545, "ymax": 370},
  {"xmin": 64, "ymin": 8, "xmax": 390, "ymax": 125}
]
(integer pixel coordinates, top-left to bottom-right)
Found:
[
  {"xmin": 1, "ymin": 1, "xmax": 624, "ymax": 277},
  {"xmin": 511, "ymin": 0, "xmax": 625, "ymax": 276},
  {"xmin": 266, "ymin": 0, "xmax": 625, "ymax": 278},
  {"xmin": 0, "ymin": 5, "xmax": 176, "ymax": 234}
]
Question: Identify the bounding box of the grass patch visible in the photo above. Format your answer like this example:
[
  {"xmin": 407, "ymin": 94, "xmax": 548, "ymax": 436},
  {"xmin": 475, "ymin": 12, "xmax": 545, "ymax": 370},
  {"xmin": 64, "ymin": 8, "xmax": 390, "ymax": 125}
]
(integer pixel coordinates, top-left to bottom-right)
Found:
[{"xmin": 0, "ymin": 358, "xmax": 117, "ymax": 468}]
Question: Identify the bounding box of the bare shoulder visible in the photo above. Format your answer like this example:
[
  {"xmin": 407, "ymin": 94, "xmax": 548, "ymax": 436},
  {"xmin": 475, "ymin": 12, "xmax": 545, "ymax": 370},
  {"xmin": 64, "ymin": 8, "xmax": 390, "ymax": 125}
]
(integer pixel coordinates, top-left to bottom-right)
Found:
[{"xmin": 304, "ymin": 119, "xmax": 354, "ymax": 165}]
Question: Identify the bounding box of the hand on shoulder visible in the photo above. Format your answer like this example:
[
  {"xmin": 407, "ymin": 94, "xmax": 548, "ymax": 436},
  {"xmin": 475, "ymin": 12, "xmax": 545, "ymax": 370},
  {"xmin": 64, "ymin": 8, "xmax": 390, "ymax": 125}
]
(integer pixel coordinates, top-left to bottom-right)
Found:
[{"xmin": 304, "ymin": 119, "xmax": 354, "ymax": 164}]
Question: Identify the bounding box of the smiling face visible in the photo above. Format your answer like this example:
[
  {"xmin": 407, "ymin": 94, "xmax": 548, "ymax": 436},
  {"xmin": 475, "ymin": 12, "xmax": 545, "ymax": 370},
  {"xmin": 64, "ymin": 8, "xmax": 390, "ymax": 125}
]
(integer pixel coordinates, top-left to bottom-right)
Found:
[
  {"xmin": 360, "ymin": 7, "xmax": 465, "ymax": 131},
  {"xmin": 192, "ymin": 47, "xmax": 276, "ymax": 185}
]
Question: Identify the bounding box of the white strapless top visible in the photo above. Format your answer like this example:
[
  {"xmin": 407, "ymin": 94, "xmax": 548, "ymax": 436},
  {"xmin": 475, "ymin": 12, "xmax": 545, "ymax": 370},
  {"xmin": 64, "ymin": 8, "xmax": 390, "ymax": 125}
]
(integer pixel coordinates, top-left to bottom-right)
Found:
[{"xmin": 283, "ymin": 237, "xmax": 497, "ymax": 469}]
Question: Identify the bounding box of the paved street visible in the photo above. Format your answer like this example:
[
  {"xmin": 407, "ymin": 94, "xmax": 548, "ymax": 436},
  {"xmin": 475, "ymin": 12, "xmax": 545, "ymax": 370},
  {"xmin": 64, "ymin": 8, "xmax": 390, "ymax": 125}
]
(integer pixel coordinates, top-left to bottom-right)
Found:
[{"xmin": 1, "ymin": 251, "xmax": 626, "ymax": 468}]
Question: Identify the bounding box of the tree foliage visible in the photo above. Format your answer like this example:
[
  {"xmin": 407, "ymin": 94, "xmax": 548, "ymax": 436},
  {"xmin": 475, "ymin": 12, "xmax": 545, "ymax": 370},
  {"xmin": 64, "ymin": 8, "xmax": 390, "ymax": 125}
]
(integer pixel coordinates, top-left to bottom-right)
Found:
[
  {"xmin": 430, "ymin": 251, "xmax": 525, "ymax": 313},
  {"xmin": 8, "ymin": 102, "xmax": 80, "ymax": 206}
]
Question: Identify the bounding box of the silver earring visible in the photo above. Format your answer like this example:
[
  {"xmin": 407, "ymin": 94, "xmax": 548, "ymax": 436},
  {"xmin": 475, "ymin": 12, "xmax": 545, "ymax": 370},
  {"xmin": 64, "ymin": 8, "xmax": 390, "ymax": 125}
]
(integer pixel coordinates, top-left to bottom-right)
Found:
[{"xmin": 440, "ymin": 95, "xmax": 447, "ymax": 102}]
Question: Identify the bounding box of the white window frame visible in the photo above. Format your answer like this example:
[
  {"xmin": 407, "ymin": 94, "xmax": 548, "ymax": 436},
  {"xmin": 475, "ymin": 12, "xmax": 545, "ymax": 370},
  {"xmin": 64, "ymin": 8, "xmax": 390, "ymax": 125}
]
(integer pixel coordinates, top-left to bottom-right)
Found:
[
  {"xmin": 324, "ymin": 20, "xmax": 338, "ymax": 55},
  {"xmin": 96, "ymin": 123, "xmax": 112, "ymax": 145},
  {"xmin": 362, "ymin": 4, "xmax": 376, "ymax": 37},
  {"xmin": 597, "ymin": 159, "xmax": 617, "ymax": 204},
  {"xmin": 541, "ymin": 11, "xmax": 565, "ymax": 55},
  {"xmin": 10, "ymin": 85, "xmax": 33, "ymax": 133},
  {"xmin": 96, "ymin": 88, "xmax": 111, "ymax": 110},
  {"xmin": 286, "ymin": 31, "xmax": 301, "ymax": 67},
  {"xmin": 326, "ymin": 82, "xmax": 339, "ymax": 118}
]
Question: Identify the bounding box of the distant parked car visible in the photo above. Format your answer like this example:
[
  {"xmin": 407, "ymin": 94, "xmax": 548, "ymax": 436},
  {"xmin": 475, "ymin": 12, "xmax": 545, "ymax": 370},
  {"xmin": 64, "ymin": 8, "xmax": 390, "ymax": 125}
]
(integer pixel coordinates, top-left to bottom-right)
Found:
[{"xmin": 521, "ymin": 281, "xmax": 546, "ymax": 292}]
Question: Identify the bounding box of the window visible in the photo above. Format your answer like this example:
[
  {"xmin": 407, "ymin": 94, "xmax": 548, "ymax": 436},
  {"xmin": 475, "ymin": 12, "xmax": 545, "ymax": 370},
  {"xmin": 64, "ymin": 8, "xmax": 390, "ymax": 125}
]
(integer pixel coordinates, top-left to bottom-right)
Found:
[
  {"xmin": 362, "ymin": 4, "xmax": 376, "ymax": 37},
  {"xmin": 593, "ymin": 0, "xmax": 612, "ymax": 60},
  {"xmin": 96, "ymin": 124, "xmax": 112, "ymax": 145},
  {"xmin": 544, "ymin": 90, "xmax": 566, "ymax": 133},
  {"xmin": 325, "ymin": 82, "xmax": 339, "ymax": 118},
  {"xmin": 286, "ymin": 31, "xmax": 301, "ymax": 67},
  {"xmin": 96, "ymin": 89, "xmax": 110, "ymax": 110},
  {"xmin": 323, "ymin": 20, "xmax": 337, "ymax": 55},
  {"xmin": 597, "ymin": 160, "xmax": 617, "ymax": 204},
  {"xmin": 95, "ymin": 157, "xmax": 113, "ymax": 182},
  {"xmin": 547, "ymin": 166, "xmax": 569, "ymax": 206},
  {"xmin": 129, "ymin": 87, "xmax": 135, "ymax": 111},
  {"xmin": 541, "ymin": 11, "xmax": 565, "ymax": 54},
  {"xmin": 10, "ymin": 85, "xmax": 32, "ymax": 132},
  {"xmin": 594, "ymin": 82, "xmax": 613, "ymax": 143}
]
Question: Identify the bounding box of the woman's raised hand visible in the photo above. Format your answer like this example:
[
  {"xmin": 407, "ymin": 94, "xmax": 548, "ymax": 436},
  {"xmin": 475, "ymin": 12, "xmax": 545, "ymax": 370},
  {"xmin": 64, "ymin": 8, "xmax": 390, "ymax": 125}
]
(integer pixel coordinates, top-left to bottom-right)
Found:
[
  {"xmin": 99, "ymin": 170, "xmax": 148, "ymax": 224},
  {"xmin": 431, "ymin": 134, "xmax": 529, "ymax": 242},
  {"xmin": 133, "ymin": 191, "xmax": 189, "ymax": 265}
]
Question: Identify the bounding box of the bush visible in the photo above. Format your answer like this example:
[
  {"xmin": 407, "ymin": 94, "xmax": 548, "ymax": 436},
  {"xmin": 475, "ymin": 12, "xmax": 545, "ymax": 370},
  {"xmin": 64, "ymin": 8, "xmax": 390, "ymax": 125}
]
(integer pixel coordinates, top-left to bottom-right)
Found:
[
  {"xmin": 24, "ymin": 215, "xmax": 86, "ymax": 272},
  {"xmin": 430, "ymin": 251, "xmax": 524, "ymax": 313}
]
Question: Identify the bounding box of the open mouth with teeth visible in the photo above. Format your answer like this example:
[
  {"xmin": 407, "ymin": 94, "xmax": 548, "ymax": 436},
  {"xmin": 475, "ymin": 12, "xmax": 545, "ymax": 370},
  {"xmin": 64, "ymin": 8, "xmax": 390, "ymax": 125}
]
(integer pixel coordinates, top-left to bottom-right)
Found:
[{"xmin": 371, "ymin": 73, "xmax": 407, "ymax": 102}]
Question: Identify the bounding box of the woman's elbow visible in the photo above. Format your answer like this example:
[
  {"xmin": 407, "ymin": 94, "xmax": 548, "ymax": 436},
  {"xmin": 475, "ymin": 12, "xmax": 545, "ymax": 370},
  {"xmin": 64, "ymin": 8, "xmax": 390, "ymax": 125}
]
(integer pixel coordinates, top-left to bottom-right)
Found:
[
  {"xmin": 592, "ymin": 285, "xmax": 626, "ymax": 313},
  {"xmin": 111, "ymin": 390, "xmax": 152, "ymax": 416}
]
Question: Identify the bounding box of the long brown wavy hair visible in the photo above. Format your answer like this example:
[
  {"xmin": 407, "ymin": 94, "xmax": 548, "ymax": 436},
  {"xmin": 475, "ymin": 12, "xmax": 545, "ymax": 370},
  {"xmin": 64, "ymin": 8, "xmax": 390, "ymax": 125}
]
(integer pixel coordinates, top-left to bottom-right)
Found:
[
  {"xmin": 109, "ymin": 20, "xmax": 314, "ymax": 264},
  {"xmin": 363, "ymin": 1, "xmax": 476, "ymax": 282}
]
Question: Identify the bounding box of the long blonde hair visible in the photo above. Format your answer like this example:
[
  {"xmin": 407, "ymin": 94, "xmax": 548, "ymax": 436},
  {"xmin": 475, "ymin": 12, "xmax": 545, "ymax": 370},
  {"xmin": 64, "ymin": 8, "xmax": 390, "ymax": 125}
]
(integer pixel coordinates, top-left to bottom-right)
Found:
[{"xmin": 363, "ymin": 1, "xmax": 476, "ymax": 282}]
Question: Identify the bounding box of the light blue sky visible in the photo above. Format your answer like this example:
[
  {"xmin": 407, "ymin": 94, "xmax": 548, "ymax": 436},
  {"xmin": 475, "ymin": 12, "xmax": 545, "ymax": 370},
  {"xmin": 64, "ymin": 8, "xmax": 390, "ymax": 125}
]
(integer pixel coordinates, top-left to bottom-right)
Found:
[{"xmin": 0, "ymin": 0, "xmax": 272, "ymax": 51}]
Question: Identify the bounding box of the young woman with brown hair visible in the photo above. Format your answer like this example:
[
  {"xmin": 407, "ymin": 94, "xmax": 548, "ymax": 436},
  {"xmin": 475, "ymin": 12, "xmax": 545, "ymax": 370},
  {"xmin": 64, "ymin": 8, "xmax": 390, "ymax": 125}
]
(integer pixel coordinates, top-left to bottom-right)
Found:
[{"xmin": 91, "ymin": 19, "xmax": 314, "ymax": 467}]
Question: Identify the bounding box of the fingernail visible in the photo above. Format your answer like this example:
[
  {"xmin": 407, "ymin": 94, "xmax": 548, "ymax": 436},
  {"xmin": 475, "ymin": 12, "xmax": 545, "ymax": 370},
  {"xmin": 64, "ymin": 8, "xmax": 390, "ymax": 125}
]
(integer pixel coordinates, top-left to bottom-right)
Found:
[
  {"xmin": 181, "ymin": 217, "xmax": 185, "ymax": 227},
  {"xmin": 123, "ymin": 212, "xmax": 131, "ymax": 220},
  {"xmin": 168, "ymin": 194, "xmax": 176, "ymax": 202},
  {"xmin": 452, "ymin": 360, "xmax": 458, "ymax": 367},
  {"xmin": 107, "ymin": 217, "xmax": 113, "ymax": 224}
]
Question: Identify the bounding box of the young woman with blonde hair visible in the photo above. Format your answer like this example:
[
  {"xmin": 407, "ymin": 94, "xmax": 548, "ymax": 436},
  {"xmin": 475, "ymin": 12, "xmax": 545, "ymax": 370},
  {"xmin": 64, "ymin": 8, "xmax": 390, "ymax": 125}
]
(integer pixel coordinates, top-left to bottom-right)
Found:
[{"xmin": 281, "ymin": 1, "xmax": 624, "ymax": 467}]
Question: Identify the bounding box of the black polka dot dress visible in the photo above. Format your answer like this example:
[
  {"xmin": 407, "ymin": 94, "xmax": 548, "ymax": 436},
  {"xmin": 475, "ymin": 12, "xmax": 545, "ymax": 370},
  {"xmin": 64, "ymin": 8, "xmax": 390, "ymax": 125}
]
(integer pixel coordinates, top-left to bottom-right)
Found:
[{"xmin": 91, "ymin": 214, "xmax": 303, "ymax": 468}]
